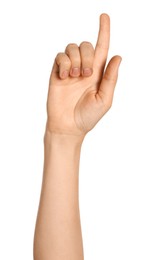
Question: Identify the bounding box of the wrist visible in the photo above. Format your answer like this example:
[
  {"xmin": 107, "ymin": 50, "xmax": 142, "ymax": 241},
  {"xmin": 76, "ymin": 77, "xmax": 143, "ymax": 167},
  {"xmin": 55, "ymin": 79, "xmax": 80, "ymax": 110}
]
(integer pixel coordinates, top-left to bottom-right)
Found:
[
  {"xmin": 44, "ymin": 129, "xmax": 85, "ymax": 149},
  {"xmin": 43, "ymin": 130, "xmax": 84, "ymax": 169}
]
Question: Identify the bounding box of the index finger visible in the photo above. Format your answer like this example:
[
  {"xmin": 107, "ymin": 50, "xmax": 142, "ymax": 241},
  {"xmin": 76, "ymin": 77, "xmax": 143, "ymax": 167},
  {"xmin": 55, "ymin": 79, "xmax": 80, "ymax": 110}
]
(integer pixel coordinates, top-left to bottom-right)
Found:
[{"xmin": 93, "ymin": 14, "xmax": 110, "ymax": 77}]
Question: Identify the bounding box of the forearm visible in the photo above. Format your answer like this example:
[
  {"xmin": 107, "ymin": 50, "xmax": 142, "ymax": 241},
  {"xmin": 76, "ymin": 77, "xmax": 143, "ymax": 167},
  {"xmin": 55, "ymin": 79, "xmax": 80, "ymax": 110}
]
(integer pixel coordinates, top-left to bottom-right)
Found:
[{"xmin": 33, "ymin": 130, "xmax": 85, "ymax": 260}]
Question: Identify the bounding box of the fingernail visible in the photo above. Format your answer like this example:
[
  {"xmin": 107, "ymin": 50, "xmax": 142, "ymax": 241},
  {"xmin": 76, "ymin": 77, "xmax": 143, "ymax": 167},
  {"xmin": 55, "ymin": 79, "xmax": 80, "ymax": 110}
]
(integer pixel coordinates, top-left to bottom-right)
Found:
[
  {"xmin": 71, "ymin": 67, "xmax": 80, "ymax": 77},
  {"xmin": 83, "ymin": 68, "xmax": 93, "ymax": 77},
  {"xmin": 61, "ymin": 70, "xmax": 69, "ymax": 79}
]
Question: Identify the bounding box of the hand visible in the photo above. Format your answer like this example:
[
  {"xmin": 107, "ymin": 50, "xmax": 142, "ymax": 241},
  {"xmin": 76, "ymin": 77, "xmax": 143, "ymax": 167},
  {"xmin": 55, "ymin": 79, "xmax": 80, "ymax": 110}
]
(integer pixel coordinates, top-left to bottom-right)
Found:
[{"xmin": 46, "ymin": 14, "xmax": 121, "ymax": 137}]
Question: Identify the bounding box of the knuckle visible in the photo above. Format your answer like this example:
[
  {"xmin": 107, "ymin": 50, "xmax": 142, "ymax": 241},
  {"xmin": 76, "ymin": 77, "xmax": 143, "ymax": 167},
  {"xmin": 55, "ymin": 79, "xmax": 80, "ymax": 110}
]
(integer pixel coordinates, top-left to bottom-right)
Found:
[
  {"xmin": 56, "ymin": 52, "xmax": 65, "ymax": 60},
  {"xmin": 66, "ymin": 43, "xmax": 78, "ymax": 52},
  {"xmin": 107, "ymin": 100, "xmax": 112, "ymax": 110},
  {"xmin": 56, "ymin": 53, "xmax": 71, "ymax": 66},
  {"xmin": 56, "ymin": 52, "xmax": 64, "ymax": 57},
  {"xmin": 104, "ymin": 97, "xmax": 113, "ymax": 110},
  {"xmin": 104, "ymin": 71, "xmax": 116, "ymax": 83},
  {"xmin": 80, "ymin": 41, "xmax": 93, "ymax": 48}
]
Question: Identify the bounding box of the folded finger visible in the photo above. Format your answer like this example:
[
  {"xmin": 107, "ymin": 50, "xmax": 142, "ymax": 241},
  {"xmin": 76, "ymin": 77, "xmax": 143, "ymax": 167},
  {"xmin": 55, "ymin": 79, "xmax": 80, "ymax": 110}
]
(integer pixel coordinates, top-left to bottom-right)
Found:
[
  {"xmin": 55, "ymin": 52, "xmax": 71, "ymax": 79},
  {"xmin": 79, "ymin": 41, "xmax": 94, "ymax": 77},
  {"xmin": 65, "ymin": 44, "xmax": 81, "ymax": 77}
]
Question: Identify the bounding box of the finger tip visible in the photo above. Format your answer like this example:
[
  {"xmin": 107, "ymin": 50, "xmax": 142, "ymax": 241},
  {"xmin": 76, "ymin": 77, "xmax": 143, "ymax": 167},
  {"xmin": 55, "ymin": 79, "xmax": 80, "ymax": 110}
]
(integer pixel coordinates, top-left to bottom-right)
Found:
[
  {"xmin": 116, "ymin": 55, "xmax": 122, "ymax": 65},
  {"xmin": 100, "ymin": 13, "xmax": 110, "ymax": 21},
  {"xmin": 70, "ymin": 68, "xmax": 80, "ymax": 78},
  {"xmin": 116, "ymin": 55, "xmax": 122, "ymax": 59},
  {"xmin": 60, "ymin": 71, "xmax": 69, "ymax": 80},
  {"xmin": 82, "ymin": 68, "xmax": 93, "ymax": 77},
  {"xmin": 112, "ymin": 55, "xmax": 122, "ymax": 63}
]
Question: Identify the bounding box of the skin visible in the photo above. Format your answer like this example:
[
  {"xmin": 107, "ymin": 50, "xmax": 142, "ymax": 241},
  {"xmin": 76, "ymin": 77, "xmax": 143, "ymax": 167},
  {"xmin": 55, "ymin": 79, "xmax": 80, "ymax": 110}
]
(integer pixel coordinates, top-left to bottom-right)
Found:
[{"xmin": 33, "ymin": 13, "xmax": 121, "ymax": 260}]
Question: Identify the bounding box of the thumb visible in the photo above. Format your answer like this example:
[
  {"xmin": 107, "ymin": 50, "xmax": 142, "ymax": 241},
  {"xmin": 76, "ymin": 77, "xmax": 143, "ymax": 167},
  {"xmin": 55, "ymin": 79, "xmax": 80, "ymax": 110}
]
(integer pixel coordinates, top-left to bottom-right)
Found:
[{"xmin": 97, "ymin": 55, "xmax": 122, "ymax": 108}]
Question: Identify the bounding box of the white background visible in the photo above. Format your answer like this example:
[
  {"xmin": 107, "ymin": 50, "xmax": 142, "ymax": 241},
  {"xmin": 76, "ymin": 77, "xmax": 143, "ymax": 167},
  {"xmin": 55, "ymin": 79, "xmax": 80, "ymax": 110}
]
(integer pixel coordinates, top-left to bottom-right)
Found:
[{"xmin": 0, "ymin": 0, "xmax": 147, "ymax": 259}]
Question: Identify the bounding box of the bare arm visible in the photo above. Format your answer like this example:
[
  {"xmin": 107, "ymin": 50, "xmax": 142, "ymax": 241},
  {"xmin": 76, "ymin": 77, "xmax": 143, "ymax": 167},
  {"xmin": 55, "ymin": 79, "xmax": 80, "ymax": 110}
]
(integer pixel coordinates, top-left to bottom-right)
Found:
[{"xmin": 33, "ymin": 14, "xmax": 121, "ymax": 260}]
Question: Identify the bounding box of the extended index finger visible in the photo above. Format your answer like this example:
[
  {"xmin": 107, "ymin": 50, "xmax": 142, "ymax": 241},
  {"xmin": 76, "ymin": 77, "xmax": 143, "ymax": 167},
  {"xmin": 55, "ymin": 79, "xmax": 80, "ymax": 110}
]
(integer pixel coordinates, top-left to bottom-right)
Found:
[{"xmin": 93, "ymin": 14, "xmax": 110, "ymax": 77}]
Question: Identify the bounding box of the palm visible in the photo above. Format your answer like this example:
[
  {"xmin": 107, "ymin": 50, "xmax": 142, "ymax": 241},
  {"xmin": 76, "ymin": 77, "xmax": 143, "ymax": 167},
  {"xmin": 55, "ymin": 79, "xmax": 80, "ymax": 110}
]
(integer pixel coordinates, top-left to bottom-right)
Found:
[{"xmin": 48, "ymin": 71, "xmax": 104, "ymax": 135}]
